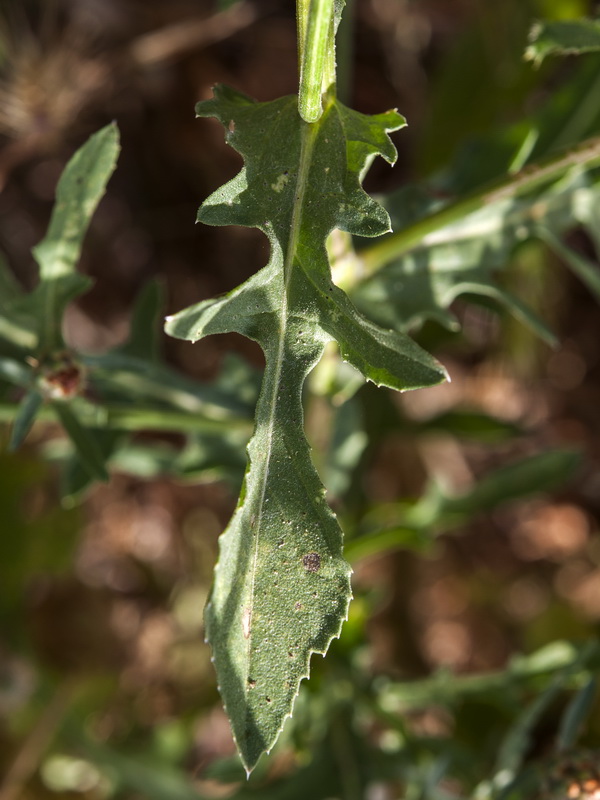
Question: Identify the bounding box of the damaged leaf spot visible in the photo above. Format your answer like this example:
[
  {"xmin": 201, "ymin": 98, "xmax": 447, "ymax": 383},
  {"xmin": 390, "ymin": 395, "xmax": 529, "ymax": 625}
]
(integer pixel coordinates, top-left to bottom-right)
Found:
[
  {"xmin": 271, "ymin": 172, "xmax": 290, "ymax": 193},
  {"xmin": 303, "ymin": 552, "xmax": 321, "ymax": 572}
]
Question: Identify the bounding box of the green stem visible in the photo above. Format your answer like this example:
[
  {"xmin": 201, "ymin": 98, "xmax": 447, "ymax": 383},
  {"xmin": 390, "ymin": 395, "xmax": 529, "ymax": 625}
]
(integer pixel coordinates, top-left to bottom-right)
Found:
[
  {"xmin": 358, "ymin": 135, "xmax": 600, "ymax": 278},
  {"xmin": 297, "ymin": 0, "xmax": 336, "ymax": 122}
]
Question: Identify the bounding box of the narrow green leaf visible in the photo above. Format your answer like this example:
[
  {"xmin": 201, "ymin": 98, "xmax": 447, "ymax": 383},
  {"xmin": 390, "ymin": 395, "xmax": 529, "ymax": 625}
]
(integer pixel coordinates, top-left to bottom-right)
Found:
[
  {"xmin": 165, "ymin": 85, "xmax": 446, "ymax": 770},
  {"xmin": 118, "ymin": 279, "xmax": 163, "ymax": 361},
  {"xmin": 557, "ymin": 677, "xmax": 597, "ymax": 752},
  {"xmin": 0, "ymin": 251, "xmax": 23, "ymax": 304},
  {"xmin": 0, "ymin": 253, "xmax": 38, "ymax": 351},
  {"xmin": 346, "ymin": 451, "xmax": 580, "ymax": 563},
  {"xmin": 378, "ymin": 641, "xmax": 598, "ymax": 713},
  {"xmin": 345, "ymin": 526, "xmax": 430, "ymax": 563},
  {"xmin": 83, "ymin": 352, "xmax": 252, "ymax": 420},
  {"xmin": 538, "ymin": 225, "xmax": 600, "ymax": 301},
  {"xmin": 52, "ymin": 402, "xmax": 109, "ymax": 482},
  {"xmin": 526, "ymin": 19, "xmax": 600, "ymax": 66},
  {"xmin": 60, "ymin": 430, "xmax": 122, "ymax": 505},
  {"xmin": 0, "ymin": 357, "xmax": 33, "ymax": 388},
  {"xmin": 30, "ymin": 123, "xmax": 120, "ymax": 353},
  {"xmin": 494, "ymin": 643, "xmax": 598, "ymax": 783},
  {"xmin": 440, "ymin": 450, "xmax": 581, "ymax": 517},
  {"xmin": 321, "ymin": 397, "xmax": 367, "ymax": 498},
  {"xmin": 9, "ymin": 389, "xmax": 43, "ymax": 450},
  {"xmin": 494, "ymin": 679, "xmax": 563, "ymax": 783},
  {"xmin": 414, "ymin": 409, "xmax": 520, "ymax": 441}
]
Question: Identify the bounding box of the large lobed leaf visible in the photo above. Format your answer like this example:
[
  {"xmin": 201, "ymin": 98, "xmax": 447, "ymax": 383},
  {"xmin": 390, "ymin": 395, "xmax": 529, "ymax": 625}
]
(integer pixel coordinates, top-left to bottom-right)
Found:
[{"xmin": 165, "ymin": 85, "xmax": 447, "ymax": 770}]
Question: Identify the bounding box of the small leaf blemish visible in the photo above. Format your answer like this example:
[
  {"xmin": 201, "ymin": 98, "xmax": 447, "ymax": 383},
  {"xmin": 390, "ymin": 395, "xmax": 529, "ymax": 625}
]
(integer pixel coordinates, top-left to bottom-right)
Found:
[
  {"xmin": 302, "ymin": 552, "xmax": 321, "ymax": 572},
  {"xmin": 271, "ymin": 173, "xmax": 289, "ymax": 193}
]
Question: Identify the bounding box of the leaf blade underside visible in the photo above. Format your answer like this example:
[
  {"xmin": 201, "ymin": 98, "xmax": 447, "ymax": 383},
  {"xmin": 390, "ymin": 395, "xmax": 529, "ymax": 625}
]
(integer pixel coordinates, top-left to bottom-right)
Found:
[{"xmin": 165, "ymin": 85, "xmax": 447, "ymax": 771}]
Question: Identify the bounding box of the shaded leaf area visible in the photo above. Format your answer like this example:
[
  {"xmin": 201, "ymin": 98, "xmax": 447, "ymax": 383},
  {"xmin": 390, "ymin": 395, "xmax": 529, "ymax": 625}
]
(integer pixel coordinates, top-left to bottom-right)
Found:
[
  {"xmin": 526, "ymin": 18, "xmax": 600, "ymax": 65},
  {"xmin": 352, "ymin": 166, "xmax": 600, "ymax": 339},
  {"xmin": 165, "ymin": 85, "xmax": 447, "ymax": 770},
  {"xmin": 0, "ymin": 127, "xmax": 257, "ymax": 500}
]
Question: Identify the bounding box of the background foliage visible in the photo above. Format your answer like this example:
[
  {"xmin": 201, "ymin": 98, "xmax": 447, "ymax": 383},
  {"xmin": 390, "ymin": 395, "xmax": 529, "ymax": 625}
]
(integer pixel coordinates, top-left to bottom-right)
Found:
[{"xmin": 1, "ymin": 0, "xmax": 600, "ymax": 797}]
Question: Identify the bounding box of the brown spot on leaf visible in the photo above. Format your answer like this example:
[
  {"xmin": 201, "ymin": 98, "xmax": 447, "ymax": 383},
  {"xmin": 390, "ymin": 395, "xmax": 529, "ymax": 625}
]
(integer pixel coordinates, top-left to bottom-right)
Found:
[{"xmin": 303, "ymin": 552, "xmax": 321, "ymax": 572}]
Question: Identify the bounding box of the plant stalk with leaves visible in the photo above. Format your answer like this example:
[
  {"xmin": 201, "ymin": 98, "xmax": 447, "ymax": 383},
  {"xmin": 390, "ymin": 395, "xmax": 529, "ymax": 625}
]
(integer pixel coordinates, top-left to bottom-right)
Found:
[{"xmin": 165, "ymin": 0, "xmax": 447, "ymax": 773}]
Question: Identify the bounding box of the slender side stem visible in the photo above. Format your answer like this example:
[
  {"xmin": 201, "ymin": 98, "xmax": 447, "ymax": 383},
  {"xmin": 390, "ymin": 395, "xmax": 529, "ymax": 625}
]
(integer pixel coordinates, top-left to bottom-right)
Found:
[
  {"xmin": 359, "ymin": 135, "xmax": 600, "ymax": 278},
  {"xmin": 297, "ymin": 0, "xmax": 336, "ymax": 122}
]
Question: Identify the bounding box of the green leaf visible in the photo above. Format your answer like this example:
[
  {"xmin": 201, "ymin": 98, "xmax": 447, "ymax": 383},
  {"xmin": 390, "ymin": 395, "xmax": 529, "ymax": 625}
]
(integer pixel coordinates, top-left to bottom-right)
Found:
[
  {"xmin": 346, "ymin": 450, "xmax": 580, "ymax": 562},
  {"xmin": 117, "ymin": 279, "xmax": 163, "ymax": 361},
  {"xmin": 378, "ymin": 641, "xmax": 598, "ymax": 712},
  {"xmin": 0, "ymin": 357, "xmax": 32, "ymax": 388},
  {"xmin": 165, "ymin": 85, "xmax": 447, "ymax": 771},
  {"xmin": 30, "ymin": 123, "xmax": 120, "ymax": 353},
  {"xmin": 0, "ymin": 254, "xmax": 38, "ymax": 352},
  {"xmin": 537, "ymin": 225, "xmax": 600, "ymax": 301},
  {"xmin": 83, "ymin": 351, "xmax": 253, "ymax": 420},
  {"xmin": 9, "ymin": 389, "xmax": 43, "ymax": 450},
  {"xmin": 557, "ymin": 677, "xmax": 597, "ymax": 751},
  {"xmin": 321, "ymin": 397, "xmax": 367, "ymax": 498},
  {"xmin": 51, "ymin": 402, "xmax": 109, "ymax": 482},
  {"xmin": 493, "ymin": 642, "xmax": 598, "ymax": 786},
  {"xmin": 526, "ymin": 19, "xmax": 600, "ymax": 66},
  {"xmin": 438, "ymin": 449, "xmax": 581, "ymax": 517}
]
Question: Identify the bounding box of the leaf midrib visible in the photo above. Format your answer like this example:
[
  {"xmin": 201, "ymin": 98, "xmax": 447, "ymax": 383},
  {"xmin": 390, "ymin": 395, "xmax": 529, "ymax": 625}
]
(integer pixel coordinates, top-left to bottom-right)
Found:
[{"xmin": 244, "ymin": 116, "xmax": 319, "ymax": 669}]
